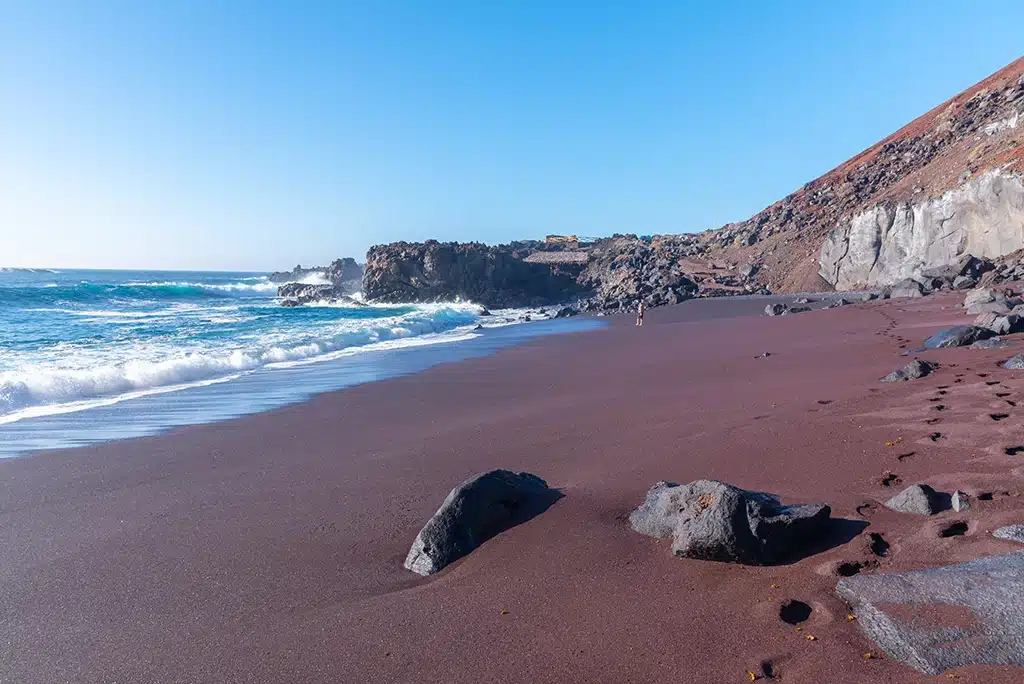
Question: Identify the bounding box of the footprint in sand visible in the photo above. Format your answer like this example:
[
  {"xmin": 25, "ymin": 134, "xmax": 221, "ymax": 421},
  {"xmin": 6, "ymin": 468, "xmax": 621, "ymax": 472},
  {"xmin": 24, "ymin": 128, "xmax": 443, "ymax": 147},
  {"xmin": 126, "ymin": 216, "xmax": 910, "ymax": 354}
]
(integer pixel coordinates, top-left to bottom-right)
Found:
[
  {"xmin": 868, "ymin": 532, "xmax": 890, "ymax": 557},
  {"xmin": 929, "ymin": 432, "xmax": 943, "ymax": 441},
  {"xmin": 779, "ymin": 599, "xmax": 812, "ymax": 625},
  {"xmin": 897, "ymin": 451, "xmax": 916, "ymax": 461},
  {"xmin": 1007, "ymin": 400, "xmax": 1018, "ymax": 407},
  {"xmin": 880, "ymin": 472, "xmax": 902, "ymax": 487},
  {"xmin": 939, "ymin": 521, "xmax": 969, "ymax": 538},
  {"xmin": 986, "ymin": 381, "xmax": 1001, "ymax": 386},
  {"xmin": 835, "ymin": 559, "xmax": 879, "ymax": 577},
  {"xmin": 816, "ymin": 399, "xmax": 832, "ymax": 405},
  {"xmin": 996, "ymin": 392, "xmax": 1012, "ymax": 398},
  {"xmin": 933, "ymin": 405, "xmax": 947, "ymax": 411},
  {"xmin": 1005, "ymin": 446, "xmax": 1024, "ymax": 456},
  {"xmin": 856, "ymin": 502, "xmax": 877, "ymax": 517},
  {"xmin": 990, "ymin": 413, "xmax": 1010, "ymax": 421}
]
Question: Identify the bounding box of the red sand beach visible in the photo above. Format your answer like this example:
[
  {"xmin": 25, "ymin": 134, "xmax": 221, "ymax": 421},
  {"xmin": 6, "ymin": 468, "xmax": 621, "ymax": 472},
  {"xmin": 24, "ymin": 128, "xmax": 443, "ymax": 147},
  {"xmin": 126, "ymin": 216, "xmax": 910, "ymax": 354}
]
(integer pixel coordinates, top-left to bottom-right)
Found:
[{"xmin": 3, "ymin": 294, "xmax": 1024, "ymax": 683}]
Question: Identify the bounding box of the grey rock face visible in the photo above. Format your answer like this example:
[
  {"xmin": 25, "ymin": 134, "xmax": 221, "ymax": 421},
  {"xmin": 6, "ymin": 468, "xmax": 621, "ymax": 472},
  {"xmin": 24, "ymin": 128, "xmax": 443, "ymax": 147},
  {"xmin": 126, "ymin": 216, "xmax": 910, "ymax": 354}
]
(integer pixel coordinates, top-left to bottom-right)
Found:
[
  {"xmin": 989, "ymin": 314, "xmax": 1024, "ymax": 336},
  {"xmin": 881, "ymin": 359, "xmax": 938, "ymax": 383},
  {"xmin": 974, "ymin": 311, "xmax": 999, "ymax": 329},
  {"xmin": 967, "ymin": 300, "xmax": 1011, "ymax": 315},
  {"xmin": 923, "ymin": 326, "xmax": 995, "ymax": 349},
  {"xmin": 765, "ymin": 303, "xmax": 788, "ymax": 316},
  {"xmin": 885, "ymin": 484, "xmax": 942, "ymax": 515},
  {"xmin": 952, "ymin": 490, "xmax": 970, "ymax": 512},
  {"xmin": 964, "ymin": 287, "xmax": 1001, "ymax": 309},
  {"xmin": 836, "ymin": 552, "xmax": 1024, "ymax": 674},
  {"xmin": 994, "ymin": 525, "xmax": 1024, "ymax": 543},
  {"xmin": 628, "ymin": 480, "xmax": 832, "ymax": 565},
  {"xmin": 953, "ymin": 275, "xmax": 977, "ymax": 290},
  {"xmin": 1004, "ymin": 353, "xmax": 1024, "ymax": 370},
  {"xmin": 403, "ymin": 470, "xmax": 560, "ymax": 576},
  {"xmin": 819, "ymin": 171, "xmax": 1024, "ymax": 290},
  {"xmin": 970, "ymin": 337, "xmax": 1009, "ymax": 350},
  {"xmin": 889, "ymin": 278, "xmax": 924, "ymax": 298}
]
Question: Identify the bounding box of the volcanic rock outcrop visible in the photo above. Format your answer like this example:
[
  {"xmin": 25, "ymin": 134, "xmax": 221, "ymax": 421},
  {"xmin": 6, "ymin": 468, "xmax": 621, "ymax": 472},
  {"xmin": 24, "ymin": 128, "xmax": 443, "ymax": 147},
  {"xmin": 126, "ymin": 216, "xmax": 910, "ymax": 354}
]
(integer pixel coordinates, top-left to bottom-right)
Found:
[
  {"xmin": 362, "ymin": 241, "xmax": 585, "ymax": 309},
  {"xmin": 274, "ymin": 258, "xmax": 365, "ymax": 305}
]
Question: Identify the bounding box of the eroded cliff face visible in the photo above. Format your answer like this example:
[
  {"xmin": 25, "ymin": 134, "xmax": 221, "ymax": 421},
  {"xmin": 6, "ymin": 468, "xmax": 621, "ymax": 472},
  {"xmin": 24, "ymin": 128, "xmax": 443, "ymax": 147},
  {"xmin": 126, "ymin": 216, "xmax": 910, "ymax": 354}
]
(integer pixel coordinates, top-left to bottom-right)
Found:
[
  {"xmin": 361, "ymin": 240, "xmax": 585, "ymax": 308},
  {"xmin": 819, "ymin": 170, "xmax": 1024, "ymax": 289}
]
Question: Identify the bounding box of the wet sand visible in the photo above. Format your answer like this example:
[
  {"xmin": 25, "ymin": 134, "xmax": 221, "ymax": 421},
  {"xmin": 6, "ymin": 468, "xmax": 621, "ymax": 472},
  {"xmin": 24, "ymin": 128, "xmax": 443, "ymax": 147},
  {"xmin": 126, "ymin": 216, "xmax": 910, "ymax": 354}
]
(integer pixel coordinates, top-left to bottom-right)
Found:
[{"xmin": 3, "ymin": 293, "xmax": 1024, "ymax": 683}]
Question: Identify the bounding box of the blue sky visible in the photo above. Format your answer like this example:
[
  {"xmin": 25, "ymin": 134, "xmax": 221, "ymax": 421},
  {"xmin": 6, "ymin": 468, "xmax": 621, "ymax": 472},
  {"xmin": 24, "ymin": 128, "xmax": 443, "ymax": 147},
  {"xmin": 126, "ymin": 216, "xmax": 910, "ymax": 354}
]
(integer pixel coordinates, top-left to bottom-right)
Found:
[{"xmin": 1, "ymin": 1, "xmax": 1022, "ymax": 271}]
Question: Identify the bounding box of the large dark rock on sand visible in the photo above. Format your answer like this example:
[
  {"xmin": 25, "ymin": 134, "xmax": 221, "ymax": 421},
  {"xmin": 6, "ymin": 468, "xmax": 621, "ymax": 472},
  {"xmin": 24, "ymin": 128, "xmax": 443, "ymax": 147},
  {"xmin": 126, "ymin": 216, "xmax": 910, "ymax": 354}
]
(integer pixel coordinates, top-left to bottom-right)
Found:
[
  {"xmin": 403, "ymin": 470, "xmax": 560, "ymax": 576},
  {"xmin": 764, "ymin": 303, "xmax": 788, "ymax": 316},
  {"xmin": 629, "ymin": 480, "xmax": 832, "ymax": 565},
  {"xmin": 885, "ymin": 484, "xmax": 942, "ymax": 515},
  {"xmin": 923, "ymin": 326, "xmax": 995, "ymax": 349},
  {"xmin": 881, "ymin": 360, "xmax": 937, "ymax": 383},
  {"xmin": 836, "ymin": 552, "xmax": 1024, "ymax": 674}
]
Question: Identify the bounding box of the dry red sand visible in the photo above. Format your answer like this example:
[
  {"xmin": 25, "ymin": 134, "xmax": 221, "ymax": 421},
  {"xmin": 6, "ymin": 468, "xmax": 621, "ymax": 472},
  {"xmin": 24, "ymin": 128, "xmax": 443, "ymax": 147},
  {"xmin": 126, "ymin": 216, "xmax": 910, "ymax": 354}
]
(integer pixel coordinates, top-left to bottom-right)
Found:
[{"xmin": 3, "ymin": 294, "xmax": 1024, "ymax": 683}]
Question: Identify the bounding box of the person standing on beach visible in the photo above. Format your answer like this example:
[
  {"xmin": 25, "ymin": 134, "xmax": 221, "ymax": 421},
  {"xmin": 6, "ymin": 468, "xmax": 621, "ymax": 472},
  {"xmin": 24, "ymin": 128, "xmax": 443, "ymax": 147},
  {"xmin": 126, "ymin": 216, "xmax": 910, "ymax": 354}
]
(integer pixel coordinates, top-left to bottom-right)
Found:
[{"xmin": 636, "ymin": 301, "xmax": 645, "ymax": 327}]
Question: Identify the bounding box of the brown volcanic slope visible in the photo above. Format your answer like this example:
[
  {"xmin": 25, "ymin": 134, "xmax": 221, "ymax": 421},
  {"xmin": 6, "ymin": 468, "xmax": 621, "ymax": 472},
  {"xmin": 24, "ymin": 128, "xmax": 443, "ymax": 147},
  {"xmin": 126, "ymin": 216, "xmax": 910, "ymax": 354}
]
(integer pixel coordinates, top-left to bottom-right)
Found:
[{"xmin": 699, "ymin": 56, "xmax": 1024, "ymax": 293}]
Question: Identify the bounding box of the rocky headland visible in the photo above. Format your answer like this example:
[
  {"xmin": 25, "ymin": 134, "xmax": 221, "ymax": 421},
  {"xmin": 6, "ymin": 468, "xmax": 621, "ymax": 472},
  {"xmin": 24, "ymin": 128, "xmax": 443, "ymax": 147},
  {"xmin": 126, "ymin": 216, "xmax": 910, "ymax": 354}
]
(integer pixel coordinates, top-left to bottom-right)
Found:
[
  {"xmin": 326, "ymin": 57, "xmax": 1024, "ymax": 313},
  {"xmin": 272, "ymin": 257, "xmax": 364, "ymax": 305}
]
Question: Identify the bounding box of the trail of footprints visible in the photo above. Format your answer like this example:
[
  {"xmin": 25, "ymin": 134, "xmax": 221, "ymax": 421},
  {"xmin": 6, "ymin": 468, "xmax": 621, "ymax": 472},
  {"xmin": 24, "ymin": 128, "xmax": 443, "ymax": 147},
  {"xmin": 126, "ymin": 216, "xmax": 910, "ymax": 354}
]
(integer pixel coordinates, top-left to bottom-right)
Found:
[{"xmin": 818, "ymin": 366, "xmax": 1024, "ymax": 591}]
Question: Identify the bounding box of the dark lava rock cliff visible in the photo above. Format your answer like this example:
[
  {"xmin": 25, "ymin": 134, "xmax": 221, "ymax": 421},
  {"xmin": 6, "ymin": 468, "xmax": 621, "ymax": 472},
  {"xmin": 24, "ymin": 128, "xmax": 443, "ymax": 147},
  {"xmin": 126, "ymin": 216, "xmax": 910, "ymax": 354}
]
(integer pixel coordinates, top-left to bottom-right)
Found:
[{"xmin": 361, "ymin": 241, "xmax": 585, "ymax": 308}]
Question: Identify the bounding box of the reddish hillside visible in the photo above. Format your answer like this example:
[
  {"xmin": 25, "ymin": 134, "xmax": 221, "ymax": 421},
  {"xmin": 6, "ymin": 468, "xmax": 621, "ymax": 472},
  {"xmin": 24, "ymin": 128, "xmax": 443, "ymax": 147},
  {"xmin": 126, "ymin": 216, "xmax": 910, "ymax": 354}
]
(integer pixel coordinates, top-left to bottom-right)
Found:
[{"xmin": 701, "ymin": 56, "xmax": 1024, "ymax": 292}]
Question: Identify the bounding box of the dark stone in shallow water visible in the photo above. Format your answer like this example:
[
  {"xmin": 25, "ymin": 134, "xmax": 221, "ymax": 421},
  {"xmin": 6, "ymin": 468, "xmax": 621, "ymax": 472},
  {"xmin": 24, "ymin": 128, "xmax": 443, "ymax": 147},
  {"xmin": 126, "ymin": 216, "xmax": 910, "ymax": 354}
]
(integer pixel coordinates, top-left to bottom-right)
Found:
[
  {"xmin": 837, "ymin": 552, "xmax": 1024, "ymax": 674},
  {"xmin": 923, "ymin": 326, "xmax": 995, "ymax": 349}
]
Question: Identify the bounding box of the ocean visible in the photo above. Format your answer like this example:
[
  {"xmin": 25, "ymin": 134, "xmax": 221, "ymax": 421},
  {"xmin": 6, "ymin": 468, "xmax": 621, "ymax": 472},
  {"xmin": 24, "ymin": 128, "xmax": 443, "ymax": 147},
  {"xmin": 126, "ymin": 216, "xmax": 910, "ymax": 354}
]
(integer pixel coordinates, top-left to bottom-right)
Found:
[{"xmin": 0, "ymin": 268, "xmax": 599, "ymax": 456}]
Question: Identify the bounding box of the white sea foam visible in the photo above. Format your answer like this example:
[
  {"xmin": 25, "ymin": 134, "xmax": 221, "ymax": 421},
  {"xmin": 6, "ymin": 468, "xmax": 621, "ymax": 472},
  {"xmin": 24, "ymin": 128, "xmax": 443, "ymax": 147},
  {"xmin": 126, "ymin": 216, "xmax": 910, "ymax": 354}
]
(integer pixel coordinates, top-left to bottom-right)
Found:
[
  {"xmin": 0, "ymin": 302, "xmax": 488, "ymax": 423},
  {"xmin": 128, "ymin": 279, "xmax": 279, "ymax": 292}
]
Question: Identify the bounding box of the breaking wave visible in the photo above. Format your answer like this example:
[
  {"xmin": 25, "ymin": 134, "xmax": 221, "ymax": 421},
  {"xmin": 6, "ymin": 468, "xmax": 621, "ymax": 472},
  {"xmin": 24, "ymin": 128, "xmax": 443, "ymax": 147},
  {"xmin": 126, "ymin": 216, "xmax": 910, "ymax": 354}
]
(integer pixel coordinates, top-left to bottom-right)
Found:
[{"xmin": 0, "ymin": 303, "xmax": 484, "ymax": 423}]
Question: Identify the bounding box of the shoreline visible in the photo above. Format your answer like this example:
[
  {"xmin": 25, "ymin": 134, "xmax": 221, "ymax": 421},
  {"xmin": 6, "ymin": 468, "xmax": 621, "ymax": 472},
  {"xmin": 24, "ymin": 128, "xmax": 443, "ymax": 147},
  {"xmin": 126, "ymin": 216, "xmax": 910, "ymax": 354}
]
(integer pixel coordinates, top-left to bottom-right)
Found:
[
  {"xmin": 4, "ymin": 292, "xmax": 1022, "ymax": 682},
  {"xmin": 0, "ymin": 292, "xmax": 851, "ymax": 459}
]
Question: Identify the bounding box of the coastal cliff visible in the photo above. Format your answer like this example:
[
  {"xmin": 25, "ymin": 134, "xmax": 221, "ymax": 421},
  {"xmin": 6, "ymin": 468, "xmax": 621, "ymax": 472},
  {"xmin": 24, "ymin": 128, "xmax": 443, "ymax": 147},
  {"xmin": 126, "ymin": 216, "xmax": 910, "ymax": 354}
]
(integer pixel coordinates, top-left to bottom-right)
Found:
[{"xmin": 361, "ymin": 240, "xmax": 585, "ymax": 308}]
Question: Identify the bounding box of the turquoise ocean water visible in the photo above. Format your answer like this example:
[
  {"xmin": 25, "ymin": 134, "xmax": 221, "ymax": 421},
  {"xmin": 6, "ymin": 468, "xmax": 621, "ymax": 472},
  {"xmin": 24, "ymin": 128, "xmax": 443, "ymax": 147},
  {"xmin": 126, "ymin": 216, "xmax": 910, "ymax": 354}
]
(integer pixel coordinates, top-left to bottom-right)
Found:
[{"xmin": 0, "ymin": 268, "xmax": 598, "ymax": 456}]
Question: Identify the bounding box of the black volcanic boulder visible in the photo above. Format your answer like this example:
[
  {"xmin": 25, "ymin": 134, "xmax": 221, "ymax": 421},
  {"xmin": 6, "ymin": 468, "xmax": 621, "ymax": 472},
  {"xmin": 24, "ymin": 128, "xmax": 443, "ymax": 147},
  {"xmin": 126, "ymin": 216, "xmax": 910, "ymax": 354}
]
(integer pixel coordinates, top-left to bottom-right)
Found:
[
  {"xmin": 629, "ymin": 480, "xmax": 831, "ymax": 565},
  {"xmin": 923, "ymin": 325, "xmax": 995, "ymax": 349},
  {"xmin": 403, "ymin": 470, "xmax": 560, "ymax": 576}
]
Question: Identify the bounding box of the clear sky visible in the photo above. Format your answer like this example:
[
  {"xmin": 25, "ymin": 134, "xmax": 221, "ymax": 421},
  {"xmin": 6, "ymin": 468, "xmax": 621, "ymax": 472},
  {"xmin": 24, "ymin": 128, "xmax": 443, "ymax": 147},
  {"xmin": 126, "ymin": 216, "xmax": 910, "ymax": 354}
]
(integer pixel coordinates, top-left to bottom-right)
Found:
[{"xmin": 1, "ymin": 1, "xmax": 1022, "ymax": 271}]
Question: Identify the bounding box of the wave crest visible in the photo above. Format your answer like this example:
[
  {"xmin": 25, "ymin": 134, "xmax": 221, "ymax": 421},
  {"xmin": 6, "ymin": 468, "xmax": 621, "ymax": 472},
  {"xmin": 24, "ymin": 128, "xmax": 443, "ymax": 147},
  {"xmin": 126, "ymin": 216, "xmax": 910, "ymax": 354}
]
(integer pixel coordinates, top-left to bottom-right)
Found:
[{"xmin": 0, "ymin": 303, "xmax": 482, "ymax": 422}]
